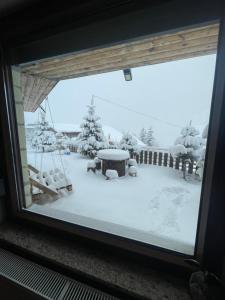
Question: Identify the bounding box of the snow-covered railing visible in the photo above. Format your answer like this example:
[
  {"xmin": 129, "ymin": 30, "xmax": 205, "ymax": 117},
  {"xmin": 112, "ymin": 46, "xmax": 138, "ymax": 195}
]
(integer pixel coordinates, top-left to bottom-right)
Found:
[
  {"xmin": 68, "ymin": 144, "xmax": 78, "ymax": 153},
  {"xmin": 131, "ymin": 150, "xmax": 197, "ymax": 174}
]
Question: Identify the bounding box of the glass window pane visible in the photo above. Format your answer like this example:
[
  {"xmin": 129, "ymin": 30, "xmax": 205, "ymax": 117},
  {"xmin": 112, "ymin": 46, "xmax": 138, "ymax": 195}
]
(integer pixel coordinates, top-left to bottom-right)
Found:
[{"xmin": 12, "ymin": 23, "xmax": 218, "ymax": 254}]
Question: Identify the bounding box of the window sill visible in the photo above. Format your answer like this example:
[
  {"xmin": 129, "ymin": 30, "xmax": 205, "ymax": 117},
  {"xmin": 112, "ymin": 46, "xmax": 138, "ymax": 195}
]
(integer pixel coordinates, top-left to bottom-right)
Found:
[{"xmin": 0, "ymin": 221, "xmax": 191, "ymax": 299}]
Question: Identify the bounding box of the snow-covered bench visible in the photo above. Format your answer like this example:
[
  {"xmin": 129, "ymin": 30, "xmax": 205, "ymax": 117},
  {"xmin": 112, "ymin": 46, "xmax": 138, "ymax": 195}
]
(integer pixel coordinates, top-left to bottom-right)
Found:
[
  {"xmin": 87, "ymin": 161, "xmax": 96, "ymax": 173},
  {"xmin": 29, "ymin": 166, "xmax": 72, "ymax": 201},
  {"xmin": 128, "ymin": 166, "xmax": 138, "ymax": 177},
  {"xmin": 105, "ymin": 169, "xmax": 118, "ymax": 180},
  {"xmin": 94, "ymin": 157, "xmax": 101, "ymax": 170},
  {"xmin": 128, "ymin": 158, "xmax": 137, "ymax": 167}
]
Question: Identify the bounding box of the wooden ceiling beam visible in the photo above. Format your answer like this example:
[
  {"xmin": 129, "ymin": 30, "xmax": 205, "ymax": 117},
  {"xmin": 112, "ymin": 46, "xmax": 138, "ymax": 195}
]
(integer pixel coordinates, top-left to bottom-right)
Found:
[
  {"xmin": 20, "ymin": 24, "xmax": 218, "ymax": 74},
  {"xmin": 55, "ymin": 49, "xmax": 215, "ymax": 80},
  {"xmin": 20, "ymin": 23, "xmax": 219, "ymax": 111},
  {"xmin": 38, "ymin": 42, "xmax": 217, "ymax": 80},
  {"xmin": 25, "ymin": 34, "xmax": 218, "ymax": 78}
]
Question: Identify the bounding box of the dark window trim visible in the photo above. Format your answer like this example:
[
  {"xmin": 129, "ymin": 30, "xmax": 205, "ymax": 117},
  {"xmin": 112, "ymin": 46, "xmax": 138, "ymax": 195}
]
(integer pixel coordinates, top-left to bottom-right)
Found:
[
  {"xmin": 9, "ymin": 0, "xmax": 224, "ymax": 64},
  {"xmin": 1, "ymin": 1, "xmax": 225, "ymax": 275}
]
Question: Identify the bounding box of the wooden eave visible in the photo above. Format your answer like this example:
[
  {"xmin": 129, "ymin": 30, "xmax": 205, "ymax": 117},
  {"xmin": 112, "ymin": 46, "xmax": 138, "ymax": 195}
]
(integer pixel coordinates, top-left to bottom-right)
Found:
[{"xmin": 20, "ymin": 23, "xmax": 219, "ymax": 112}]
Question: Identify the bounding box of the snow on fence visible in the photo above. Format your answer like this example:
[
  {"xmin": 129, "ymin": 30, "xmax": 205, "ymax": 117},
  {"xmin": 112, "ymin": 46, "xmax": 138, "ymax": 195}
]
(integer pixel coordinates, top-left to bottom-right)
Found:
[
  {"xmin": 131, "ymin": 150, "xmax": 197, "ymax": 174},
  {"xmin": 68, "ymin": 145, "xmax": 78, "ymax": 153},
  {"xmin": 68, "ymin": 145, "xmax": 197, "ymax": 174}
]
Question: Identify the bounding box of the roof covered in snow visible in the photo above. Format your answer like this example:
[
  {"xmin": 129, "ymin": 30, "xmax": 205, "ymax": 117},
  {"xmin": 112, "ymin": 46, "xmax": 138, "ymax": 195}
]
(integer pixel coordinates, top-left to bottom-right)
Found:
[
  {"xmin": 102, "ymin": 125, "xmax": 144, "ymax": 147},
  {"xmin": 53, "ymin": 123, "xmax": 81, "ymax": 133}
]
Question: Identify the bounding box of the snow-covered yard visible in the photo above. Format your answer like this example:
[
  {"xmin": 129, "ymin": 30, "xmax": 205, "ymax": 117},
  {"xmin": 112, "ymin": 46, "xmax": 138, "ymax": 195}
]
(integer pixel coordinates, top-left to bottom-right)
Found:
[{"xmin": 27, "ymin": 151, "xmax": 202, "ymax": 255}]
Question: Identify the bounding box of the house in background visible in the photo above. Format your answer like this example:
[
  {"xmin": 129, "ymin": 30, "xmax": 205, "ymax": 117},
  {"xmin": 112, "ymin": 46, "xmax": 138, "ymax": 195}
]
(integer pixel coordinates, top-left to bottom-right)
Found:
[{"xmin": 53, "ymin": 123, "xmax": 81, "ymax": 138}]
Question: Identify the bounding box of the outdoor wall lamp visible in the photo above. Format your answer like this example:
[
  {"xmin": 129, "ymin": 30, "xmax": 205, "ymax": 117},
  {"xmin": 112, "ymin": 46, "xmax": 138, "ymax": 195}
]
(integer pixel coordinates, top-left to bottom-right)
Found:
[{"xmin": 123, "ymin": 69, "xmax": 132, "ymax": 81}]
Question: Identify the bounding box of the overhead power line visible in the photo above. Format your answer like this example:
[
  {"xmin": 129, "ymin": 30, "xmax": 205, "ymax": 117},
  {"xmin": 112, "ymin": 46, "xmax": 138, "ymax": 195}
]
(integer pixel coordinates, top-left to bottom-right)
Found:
[{"xmin": 92, "ymin": 94, "xmax": 182, "ymax": 128}]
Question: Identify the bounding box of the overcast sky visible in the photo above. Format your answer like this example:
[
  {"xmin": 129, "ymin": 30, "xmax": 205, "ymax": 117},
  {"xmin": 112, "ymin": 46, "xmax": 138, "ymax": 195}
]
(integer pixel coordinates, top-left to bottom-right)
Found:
[{"xmin": 25, "ymin": 54, "xmax": 216, "ymax": 147}]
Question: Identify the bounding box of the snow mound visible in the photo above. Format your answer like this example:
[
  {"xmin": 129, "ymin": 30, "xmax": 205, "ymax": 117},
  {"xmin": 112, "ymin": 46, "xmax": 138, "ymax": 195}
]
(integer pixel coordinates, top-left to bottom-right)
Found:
[
  {"xmin": 87, "ymin": 161, "xmax": 96, "ymax": 168},
  {"xmin": 128, "ymin": 158, "xmax": 137, "ymax": 167},
  {"xmin": 170, "ymin": 144, "xmax": 187, "ymax": 157},
  {"xmin": 106, "ymin": 169, "xmax": 118, "ymax": 179},
  {"xmin": 128, "ymin": 166, "xmax": 138, "ymax": 176}
]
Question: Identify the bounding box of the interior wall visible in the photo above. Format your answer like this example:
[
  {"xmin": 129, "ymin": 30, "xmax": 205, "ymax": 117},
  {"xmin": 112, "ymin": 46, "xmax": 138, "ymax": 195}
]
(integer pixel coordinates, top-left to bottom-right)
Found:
[{"xmin": 12, "ymin": 69, "xmax": 32, "ymax": 208}]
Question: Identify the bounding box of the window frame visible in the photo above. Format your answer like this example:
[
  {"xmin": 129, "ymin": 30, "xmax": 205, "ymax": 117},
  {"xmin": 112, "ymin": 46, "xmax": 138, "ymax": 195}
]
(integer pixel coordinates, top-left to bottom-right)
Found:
[{"xmin": 1, "ymin": 1, "xmax": 225, "ymax": 274}]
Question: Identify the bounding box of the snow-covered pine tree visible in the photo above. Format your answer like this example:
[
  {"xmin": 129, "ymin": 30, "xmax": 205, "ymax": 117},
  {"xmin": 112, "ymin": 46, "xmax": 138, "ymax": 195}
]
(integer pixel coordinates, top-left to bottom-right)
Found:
[
  {"xmin": 55, "ymin": 132, "xmax": 69, "ymax": 150},
  {"xmin": 171, "ymin": 122, "xmax": 202, "ymax": 179},
  {"xmin": 78, "ymin": 99, "xmax": 107, "ymax": 158},
  {"xmin": 146, "ymin": 127, "xmax": 155, "ymax": 147},
  {"xmin": 139, "ymin": 128, "xmax": 147, "ymax": 144},
  {"xmin": 31, "ymin": 109, "xmax": 56, "ymax": 152},
  {"xmin": 107, "ymin": 134, "xmax": 118, "ymax": 149},
  {"xmin": 119, "ymin": 132, "xmax": 138, "ymax": 155}
]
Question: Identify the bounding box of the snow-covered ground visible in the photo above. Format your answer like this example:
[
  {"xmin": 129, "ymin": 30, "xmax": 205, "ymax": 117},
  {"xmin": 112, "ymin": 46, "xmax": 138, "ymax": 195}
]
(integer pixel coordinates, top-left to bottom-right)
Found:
[{"xmin": 27, "ymin": 151, "xmax": 202, "ymax": 254}]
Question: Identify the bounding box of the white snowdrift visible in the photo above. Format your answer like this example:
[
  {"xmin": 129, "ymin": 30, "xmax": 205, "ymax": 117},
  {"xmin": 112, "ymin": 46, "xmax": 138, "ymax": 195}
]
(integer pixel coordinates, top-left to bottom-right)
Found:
[{"xmin": 27, "ymin": 152, "xmax": 202, "ymax": 255}]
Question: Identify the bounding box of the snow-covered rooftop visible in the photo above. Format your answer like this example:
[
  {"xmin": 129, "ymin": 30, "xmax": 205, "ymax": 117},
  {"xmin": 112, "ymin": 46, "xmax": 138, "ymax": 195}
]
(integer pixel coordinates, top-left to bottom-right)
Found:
[
  {"xmin": 26, "ymin": 122, "xmax": 145, "ymax": 146},
  {"xmin": 53, "ymin": 123, "xmax": 81, "ymax": 133},
  {"xmin": 102, "ymin": 125, "xmax": 145, "ymax": 147}
]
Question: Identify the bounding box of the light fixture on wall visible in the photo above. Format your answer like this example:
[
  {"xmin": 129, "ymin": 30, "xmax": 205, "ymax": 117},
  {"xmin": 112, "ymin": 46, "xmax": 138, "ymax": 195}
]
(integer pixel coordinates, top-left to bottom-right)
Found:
[{"xmin": 123, "ymin": 69, "xmax": 132, "ymax": 81}]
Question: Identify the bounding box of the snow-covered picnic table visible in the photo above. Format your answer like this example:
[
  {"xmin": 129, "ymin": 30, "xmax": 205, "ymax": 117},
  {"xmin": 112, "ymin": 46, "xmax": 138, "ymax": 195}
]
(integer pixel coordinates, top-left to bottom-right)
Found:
[{"xmin": 97, "ymin": 149, "xmax": 130, "ymax": 177}]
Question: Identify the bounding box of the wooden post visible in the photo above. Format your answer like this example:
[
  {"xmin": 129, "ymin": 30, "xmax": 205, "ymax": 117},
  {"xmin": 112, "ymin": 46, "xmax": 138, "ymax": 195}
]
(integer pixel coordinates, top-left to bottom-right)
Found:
[
  {"xmin": 164, "ymin": 153, "xmax": 168, "ymax": 167},
  {"xmin": 158, "ymin": 152, "xmax": 162, "ymax": 166},
  {"xmin": 169, "ymin": 155, "xmax": 173, "ymax": 168},
  {"xmin": 144, "ymin": 151, "xmax": 148, "ymax": 164},
  {"xmin": 149, "ymin": 151, "xmax": 152, "ymax": 165}
]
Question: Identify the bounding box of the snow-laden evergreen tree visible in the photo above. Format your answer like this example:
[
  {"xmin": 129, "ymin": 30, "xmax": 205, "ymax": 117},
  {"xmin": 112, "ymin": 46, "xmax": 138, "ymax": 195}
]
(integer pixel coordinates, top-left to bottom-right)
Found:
[
  {"xmin": 119, "ymin": 132, "xmax": 138, "ymax": 155},
  {"xmin": 55, "ymin": 132, "xmax": 69, "ymax": 150},
  {"xmin": 146, "ymin": 127, "xmax": 155, "ymax": 146},
  {"xmin": 171, "ymin": 122, "xmax": 202, "ymax": 179},
  {"xmin": 31, "ymin": 109, "xmax": 56, "ymax": 152},
  {"xmin": 174, "ymin": 123, "xmax": 202, "ymax": 157},
  {"xmin": 107, "ymin": 133, "xmax": 118, "ymax": 149},
  {"xmin": 78, "ymin": 99, "xmax": 107, "ymax": 158},
  {"xmin": 139, "ymin": 128, "xmax": 147, "ymax": 144}
]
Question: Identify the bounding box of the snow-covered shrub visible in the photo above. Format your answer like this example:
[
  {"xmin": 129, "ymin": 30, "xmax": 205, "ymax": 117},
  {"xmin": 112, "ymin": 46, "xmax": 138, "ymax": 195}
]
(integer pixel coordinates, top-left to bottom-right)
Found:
[
  {"xmin": 128, "ymin": 158, "xmax": 137, "ymax": 167},
  {"xmin": 64, "ymin": 148, "xmax": 70, "ymax": 155},
  {"xmin": 196, "ymin": 160, "xmax": 204, "ymax": 180},
  {"xmin": 171, "ymin": 123, "xmax": 202, "ymax": 180},
  {"xmin": 31, "ymin": 108, "xmax": 56, "ymax": 152},
  {"xmin": 55, "ymin": 132, "xmax": 69, "ymax": 150},
  {"xmin": 77, "ymin": 101, "xmax": 108, "ymax": 158},
  {"xmin": 175, "ymin": 125, "xmax": 202, "ymax": 157},
  {"xmin": 170, "ymin": 144, "xmax": 187, "ymax": 156},
  {"xmin": 128, "ymin": 166, "xmax": 137, "ymax": 177},
  {"xmin": 195, "ymin": 146, "xmax": 206, "ymax": 180},
  {"xmin": 105, "ymin": 169, "xmax": 118, "ymax": 180},
  {"xmin": 31, "ymin": 129, "xmax": 56, "ymax": 152},
  {"xmin": 119, "ymin": 132, "xmax": 138, "ymax": 155}
]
